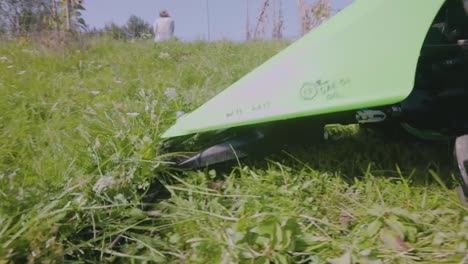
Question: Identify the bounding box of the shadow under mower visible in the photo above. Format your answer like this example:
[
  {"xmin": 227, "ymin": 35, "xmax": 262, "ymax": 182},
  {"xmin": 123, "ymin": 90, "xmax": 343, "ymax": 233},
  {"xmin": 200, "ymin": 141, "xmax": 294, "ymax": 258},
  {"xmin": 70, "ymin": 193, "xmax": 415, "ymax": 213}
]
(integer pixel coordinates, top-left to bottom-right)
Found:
[{"xmin": 162, "ymin": 0, "xmax": 468, "ymax": 203}]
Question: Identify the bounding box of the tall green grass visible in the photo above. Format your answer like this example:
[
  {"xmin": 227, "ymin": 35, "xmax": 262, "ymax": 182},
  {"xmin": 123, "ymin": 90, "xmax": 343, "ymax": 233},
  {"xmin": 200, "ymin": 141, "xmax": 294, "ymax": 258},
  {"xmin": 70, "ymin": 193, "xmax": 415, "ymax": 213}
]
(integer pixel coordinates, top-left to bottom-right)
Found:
[{"xmin": 0, "ymin": 37, "xmax": 466, "ymax": 263}]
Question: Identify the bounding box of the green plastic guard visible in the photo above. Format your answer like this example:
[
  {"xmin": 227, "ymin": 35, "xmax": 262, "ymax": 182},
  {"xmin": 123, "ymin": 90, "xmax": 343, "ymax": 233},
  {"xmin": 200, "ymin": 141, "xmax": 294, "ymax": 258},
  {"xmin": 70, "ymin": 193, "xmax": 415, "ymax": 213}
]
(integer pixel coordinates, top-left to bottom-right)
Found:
[{"xmin": 162, "ymin": 0, "xmax": 445, "ymax": 138}]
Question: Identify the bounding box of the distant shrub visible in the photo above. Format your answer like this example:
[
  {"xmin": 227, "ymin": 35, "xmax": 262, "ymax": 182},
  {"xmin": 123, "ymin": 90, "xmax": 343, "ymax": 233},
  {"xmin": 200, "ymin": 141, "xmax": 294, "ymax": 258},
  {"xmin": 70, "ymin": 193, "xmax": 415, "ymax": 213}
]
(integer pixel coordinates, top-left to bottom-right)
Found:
[
  {"xmin": 126, "ymin": 15, "xmax": 153, "ymax": 39},
  {"xmin": 104, "ymin": 22, "xmax": 130, "ymax": 40},
  {"xmin": 102, "ymin": 15, "xmax": 153, "ymax": 40}
]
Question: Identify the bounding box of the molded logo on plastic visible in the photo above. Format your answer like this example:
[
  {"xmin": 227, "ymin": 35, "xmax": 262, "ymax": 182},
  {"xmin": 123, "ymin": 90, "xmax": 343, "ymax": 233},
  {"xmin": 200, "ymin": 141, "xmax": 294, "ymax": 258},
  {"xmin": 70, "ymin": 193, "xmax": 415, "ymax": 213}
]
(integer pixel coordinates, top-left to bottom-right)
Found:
[
  {"xmin": 300, "ymin": 82, "xmax": 319, "ymax": 100},
  {"xmin": 225, "ymin": 101, "xmax": 271, "ymax": 119},
  {"xmin": 300, "ymin": 78, "xmax": 350, "ymax": 101}
]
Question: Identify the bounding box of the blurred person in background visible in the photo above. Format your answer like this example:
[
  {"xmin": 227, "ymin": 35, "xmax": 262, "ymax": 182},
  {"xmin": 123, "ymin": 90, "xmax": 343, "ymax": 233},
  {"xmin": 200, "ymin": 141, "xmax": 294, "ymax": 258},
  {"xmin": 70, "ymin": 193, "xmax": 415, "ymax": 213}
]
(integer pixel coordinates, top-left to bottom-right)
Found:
[{"xmin": 153, "ymin": 9, "xmax": 175, "ymax": 42}]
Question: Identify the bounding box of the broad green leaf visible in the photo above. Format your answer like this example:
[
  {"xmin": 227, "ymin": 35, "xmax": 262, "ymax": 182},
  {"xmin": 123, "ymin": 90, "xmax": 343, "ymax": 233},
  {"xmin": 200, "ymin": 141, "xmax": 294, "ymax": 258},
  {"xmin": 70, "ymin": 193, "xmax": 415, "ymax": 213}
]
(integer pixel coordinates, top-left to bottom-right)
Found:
[
  {"xmin": 366, "ymin": 220, "xmax": 382, "ymax": 238},
  {"xmin": 383, "ymin": 215, "xmax": 406, "ymax": 239},
  {"xmin": 379, "ymin": 228, "xmax": 408, "ymax": 252}
]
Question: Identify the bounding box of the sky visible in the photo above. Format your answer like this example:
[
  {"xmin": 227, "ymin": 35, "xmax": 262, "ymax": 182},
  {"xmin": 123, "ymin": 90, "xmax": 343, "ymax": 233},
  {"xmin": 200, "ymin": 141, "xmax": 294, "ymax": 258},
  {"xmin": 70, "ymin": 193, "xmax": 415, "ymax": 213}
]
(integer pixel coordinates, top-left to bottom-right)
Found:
[{"xmin": 82, "ymin": 0, "xmax": 353, "ymax": 41}]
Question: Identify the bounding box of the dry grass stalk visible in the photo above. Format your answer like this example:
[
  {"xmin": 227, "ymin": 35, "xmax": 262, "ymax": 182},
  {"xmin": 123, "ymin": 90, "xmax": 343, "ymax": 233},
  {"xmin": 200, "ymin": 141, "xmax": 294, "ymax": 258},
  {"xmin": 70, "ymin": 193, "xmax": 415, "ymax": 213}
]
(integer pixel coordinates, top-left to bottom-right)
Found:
[
  {"xmin": 254, "ymin": 0, "xmax": 270, "ymax": 39},
  {"xmin": 298, "ymin": 0, "xmax": 331, "ymax": 36},
  {"xmin": 249, "ymin": 0, "xmax": 283, "ymax": 40},
  {"xmin": 272, "ymin": 0, "xmax": 283, "ymax": 39},
  {"xmin": 246, "ymin": 0, "xmax": 252, "ymax": 40}
]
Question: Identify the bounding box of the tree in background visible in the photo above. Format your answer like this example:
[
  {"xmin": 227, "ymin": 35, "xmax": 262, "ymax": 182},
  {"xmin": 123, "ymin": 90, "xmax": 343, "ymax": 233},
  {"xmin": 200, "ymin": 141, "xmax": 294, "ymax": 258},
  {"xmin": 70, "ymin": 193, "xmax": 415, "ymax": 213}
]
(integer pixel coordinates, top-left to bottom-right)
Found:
[
  {"xmin": 0, "ymin": 0, "xmax": 87, "ymax": 34},
  {"xmin": 0, "ymin": 0, "xmax": 48, "ymax": 33},
  {"xmin": 62, "ymin": 0, "xmax": 87, "ymax": 31},
  {"xmin": 126, "ymin": 15, "xmax": 152, "ymax": 39},
  {"xmin": 43, "ymin": 0, "xmax": 87, "ymax": 32}
]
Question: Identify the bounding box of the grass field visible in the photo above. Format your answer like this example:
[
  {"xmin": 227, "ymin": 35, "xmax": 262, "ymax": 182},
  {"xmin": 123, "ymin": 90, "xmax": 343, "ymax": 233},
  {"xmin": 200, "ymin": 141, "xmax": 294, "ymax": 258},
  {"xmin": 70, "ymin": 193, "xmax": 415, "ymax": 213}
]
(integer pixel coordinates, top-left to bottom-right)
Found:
[{"xmin": 0, "ymin": 37, "xmax": 467, "ymax": 263}]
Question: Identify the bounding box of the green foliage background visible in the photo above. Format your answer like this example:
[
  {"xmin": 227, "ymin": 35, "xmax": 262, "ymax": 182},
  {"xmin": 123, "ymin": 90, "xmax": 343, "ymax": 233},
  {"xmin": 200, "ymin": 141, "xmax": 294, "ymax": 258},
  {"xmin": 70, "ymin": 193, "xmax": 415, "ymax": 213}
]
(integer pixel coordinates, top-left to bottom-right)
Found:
[{"xmin": 0, "ymin": 37, "xmax": 466, "ymax": 263}]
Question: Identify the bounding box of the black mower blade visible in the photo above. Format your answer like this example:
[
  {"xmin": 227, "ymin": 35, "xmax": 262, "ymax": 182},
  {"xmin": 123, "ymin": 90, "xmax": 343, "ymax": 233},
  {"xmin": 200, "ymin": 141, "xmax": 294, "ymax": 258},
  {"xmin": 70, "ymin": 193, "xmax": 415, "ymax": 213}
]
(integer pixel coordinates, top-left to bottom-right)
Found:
[
  {"xmin": 455, "ymin": 135, "xmax": 468, "ymax": 203},
  {"xmin": 178, "ymin": 130, "xmax": 265, "ymax": 169}
]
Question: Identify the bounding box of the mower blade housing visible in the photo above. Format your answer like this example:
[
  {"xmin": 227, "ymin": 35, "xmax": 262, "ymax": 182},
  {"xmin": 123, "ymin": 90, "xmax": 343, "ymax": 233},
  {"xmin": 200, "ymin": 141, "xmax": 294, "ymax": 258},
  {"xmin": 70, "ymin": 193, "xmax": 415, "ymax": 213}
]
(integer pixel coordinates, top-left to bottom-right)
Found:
[{"xmin": 162, "ymin": 0, "xmax": 445, "ymax": 139}]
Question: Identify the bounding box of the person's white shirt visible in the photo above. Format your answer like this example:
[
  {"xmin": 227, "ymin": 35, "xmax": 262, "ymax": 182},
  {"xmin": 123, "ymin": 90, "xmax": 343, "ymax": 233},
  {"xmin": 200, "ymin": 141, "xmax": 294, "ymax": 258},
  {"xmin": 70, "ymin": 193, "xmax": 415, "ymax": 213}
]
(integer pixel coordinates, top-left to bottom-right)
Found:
[{"xmin": 153, "ymin": 17, "xmax": 174, "ymax": 42}]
